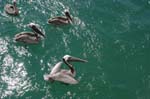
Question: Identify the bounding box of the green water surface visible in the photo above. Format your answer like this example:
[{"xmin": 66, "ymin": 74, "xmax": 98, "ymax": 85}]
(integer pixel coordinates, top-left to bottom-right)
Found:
[{"xmin": 0, "ymin": 0, "xmax": 150, "ymax": 99}]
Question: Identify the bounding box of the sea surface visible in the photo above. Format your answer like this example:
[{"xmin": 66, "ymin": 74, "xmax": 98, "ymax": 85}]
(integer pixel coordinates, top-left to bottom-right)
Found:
[{"xmin": 0, "ymin": 0, "xmax": 150, "ymax": 99}]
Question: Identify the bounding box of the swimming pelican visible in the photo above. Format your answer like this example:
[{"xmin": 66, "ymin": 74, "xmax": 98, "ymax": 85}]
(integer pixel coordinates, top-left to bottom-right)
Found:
[
  {"xmin": 44, "ymin": 55, "xmax": 87, "ymax": 84},
  {"xmin": 4, "ymin": 0, "xmax": 19, "ymax": 15},
  {"xmin": 48, "ymin": 9, "xmax": 73, "ymax": 25},
  {"xmin": 14, "ymin": 23, "xmax": 45, "ymax": 44}
]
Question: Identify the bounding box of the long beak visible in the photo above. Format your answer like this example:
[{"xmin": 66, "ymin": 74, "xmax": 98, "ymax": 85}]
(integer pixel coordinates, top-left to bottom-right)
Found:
[
  {"xmin": 28, "ymin": 24, "xmax": 45, "ymax": 38},
  {"xmin": 67, "ymin": 14, "xmax": 72, "ymax": 22},
  {"xmin": 34, "ymin": 29, "xmax": 45, "ymax": 38},
  {"xmin": 65, "ymin": 12, "xmax": 72, "ymax": 22},
  {"xmin": 68, "ymin": 56, "xmax": 88, "ymax": 63},
  {"xmin": 63, "ymin": 58, "xmax": 74, "ymax": 74}
]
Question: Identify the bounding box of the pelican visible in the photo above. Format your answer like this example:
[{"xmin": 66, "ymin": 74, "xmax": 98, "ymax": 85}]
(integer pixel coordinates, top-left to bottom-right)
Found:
[
  {"xmin": 44, "ymin": 55, "xmax": 88, "ymax": 84},
  {"xmin": 4, "ymin": 0, "xmax": 19, "ymax": 15},
  {"xmin": 48, "ymin": 9, "xmax": 73, "ymax": 25},
  {"xmin": 14, "ymin": 23, "xmax": 45, "ymax": 44}
]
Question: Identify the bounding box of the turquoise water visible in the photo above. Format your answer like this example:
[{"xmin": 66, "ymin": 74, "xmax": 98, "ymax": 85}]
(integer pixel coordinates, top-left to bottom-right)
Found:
[{"xmin": 0, "ymin": 0, "xmax": 150, "ymax": 99}]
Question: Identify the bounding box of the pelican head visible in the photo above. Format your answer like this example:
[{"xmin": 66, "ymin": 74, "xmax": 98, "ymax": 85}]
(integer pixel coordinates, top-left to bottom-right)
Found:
[
  {"xmin": 28, "ymin": 23, "xmax": 45, "ymax": 38},
  {"xmin": 64, "ymin": 10, "xmax": 72, "ymax": 22},
  {"xmin": 28, "ymin": 22, "xmax": 36, "ymax": 28},
  {"xmin": 28, "ymin": 23, "xmax": 37, "ymax": 31},
  {"xmin": 62, "ymin": 55, "xmax": 87, "ymax": 74}
]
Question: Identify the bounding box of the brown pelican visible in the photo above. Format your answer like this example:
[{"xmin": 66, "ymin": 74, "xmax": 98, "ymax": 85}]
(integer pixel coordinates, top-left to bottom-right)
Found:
[
  {"xmin": 14, "ymin": 23, "xmax": 45, "ymax": 44},
  {"xmin": 44, "ymin": 55, "xmax": 88, "ymax": 84},
  {"xmin": 48, "ymin": 10, "xmax": 73, "ymax": 25},
  {"xmin": 4, "ymin": 0, "xmax": 19, "ymax": 15}
]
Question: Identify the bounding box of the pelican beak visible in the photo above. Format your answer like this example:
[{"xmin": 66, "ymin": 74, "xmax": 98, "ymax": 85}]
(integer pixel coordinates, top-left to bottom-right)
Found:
[
  {"xmin": 63, "ymin": 55, "xmax": 88, "ymax": 63},
  {"xmin": 28, "ymin": 23, "xmax": 45, "ymax": 38},
  {"xmin": 69, "ymin": 56, "xmax": 88, "ymax": 62},
  {"xmin": 64, "ymin": 10, "xmax": 73, "ymax": 22},
  {"xmin": 36, "ymin": 30, "xmax": 45, "ymax": 38}
]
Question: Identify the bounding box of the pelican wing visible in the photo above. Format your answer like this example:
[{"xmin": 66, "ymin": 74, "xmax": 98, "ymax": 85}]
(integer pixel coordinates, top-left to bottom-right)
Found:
[
  {"xmin": 48, "ymin": 19, "xmax": 68, "ymax": 25},
  {"xmin": 50, "ymin": 62, "xmax": 63, "ymax": 75},
  {"xmin": 15, "ymin": 32, "xmax": 35, "ymax": 37},
  {"xmin": 52, "ymin": 16, "xmax": 67, "ymax": 20},
  {"xmin": 53, "ymin": 72, "xmax": 78, "ymax": 84},
  {"xmin": 14, "ymin": 32, "xmax": 40, "ymax": 44}
]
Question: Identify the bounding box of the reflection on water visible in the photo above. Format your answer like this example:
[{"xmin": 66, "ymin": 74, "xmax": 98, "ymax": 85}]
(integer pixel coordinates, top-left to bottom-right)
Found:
[
  {"xmin": 0, "ymin": 38, "xmax": 8, "ymax": 55},
  {"xmin": 1, "ymin": 0, "xmax": 149, "ymax": 98},
  {"xmin": 0, "ymin": 54, "xmax": 32, "ymax": 98},
  {"xmin": 1, "ymin": 0, "xmax": 106, "ymax": 98},
  {"xmin": 0, "ymin": 37, "xmax": 32, "ymax": 98},
  {"xmin": 14, "ymin": 46, "xmax": 32, "ymax": 57}
]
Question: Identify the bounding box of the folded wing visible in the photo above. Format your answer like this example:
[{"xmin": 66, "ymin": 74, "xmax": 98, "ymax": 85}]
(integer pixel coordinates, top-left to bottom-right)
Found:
[{"xmin": 53, "ymin": 72, "xmax": 78, "ymax": 84}]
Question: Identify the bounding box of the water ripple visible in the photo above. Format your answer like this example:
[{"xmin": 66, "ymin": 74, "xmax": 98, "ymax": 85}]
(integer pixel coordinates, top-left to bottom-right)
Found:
[
  {"xmin": 0, "ymin": 54, "xmax": 32, "ymax": 98},
  {"xmin": 14, "ymin": 46, "xmax": 32, "ymax": 57},
  {"xmin": 0, "ymin": 38, "xmax": 8, "ymax": 55}
]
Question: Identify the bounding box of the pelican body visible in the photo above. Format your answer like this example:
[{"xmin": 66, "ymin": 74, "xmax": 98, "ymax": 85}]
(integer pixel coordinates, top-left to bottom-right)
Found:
[
  {"xmin": 44, "ymin": 61, "xmax": 78, "ymax": 84},
  {"xmin": 14, "ymin": 32, "xmax": 40, "ymax": 44},
  {"xmin": 48, "ymin": 10, "xmax": 72, "ymax": 25},
  {"xmin": 14, "ymin": 23, "xmax": 45, "ymax": 44},
  {"xmin": 4, "ymin": 0, "xmax": 19, "ymax": 15},
  {"xmin": 44, "ymin": 55, "xmax": 88, "ymax": 84}
]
